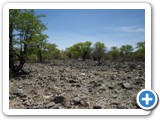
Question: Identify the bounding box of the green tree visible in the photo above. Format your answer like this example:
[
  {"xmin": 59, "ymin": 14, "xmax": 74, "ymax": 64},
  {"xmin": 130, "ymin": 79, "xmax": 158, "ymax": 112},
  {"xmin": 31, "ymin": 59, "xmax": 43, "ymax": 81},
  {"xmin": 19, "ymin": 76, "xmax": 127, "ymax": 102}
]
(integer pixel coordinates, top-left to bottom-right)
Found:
[
  {"xmin": 120, "ymin": 45, "xmax": 133, "ymax": 61},
  {"xmin": 9, "ymin": 9, "xmax": 47, "ymax": 73},
  {"xmin": 92, "ymin": 42, "xmax": 106, "ymax": 65},
  {"xmin": 36, "ymin": 34, "xmax": 48, "ymax": 62},
  {"xmin": 9, "ymin": 10, "xmax": 20, "ymax": 72},
  {"xmin": 134, "ymin": 41, "xmax": 145, "ymax": 61},
  {"xmin": 109, "ymin": 46, "xmax": 120, "ymax": 61},
  {"xmin": 66, "ymin": 41, "xmax": 92, "ymax": 60},
  {"xmin": 45, "ymin": 43, "xmax": 60, "ymax": 61},
  {"xmin": 80, "ymin": 41, "xmax": 92, "ymax": 60}
]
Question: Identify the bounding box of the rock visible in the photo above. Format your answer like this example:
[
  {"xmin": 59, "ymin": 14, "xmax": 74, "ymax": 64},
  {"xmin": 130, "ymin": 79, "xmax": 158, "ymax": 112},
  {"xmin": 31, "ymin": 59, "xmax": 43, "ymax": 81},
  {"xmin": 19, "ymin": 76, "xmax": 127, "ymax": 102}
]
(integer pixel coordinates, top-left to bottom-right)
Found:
[
  {"xmin": 117, "ymin": 105, "xmax": 128, "ymax": 109},
  {"xmin": 122, "ymin": 83, "xmax": 132, "ymax": 89},
  {"xmin": 12, "ymin": 92, "xmax": 27, "ymax": 98},
  {"xmin": 93, "ymin": 106, "xmax": 102, "ymax": 109},
  {"xmin": 98, "ymin": 88, "xmax": 106, "ymax": 93},
  {"xmin": 71, "ymin": 97, "xmax": 80, "ymax": 105},
  {"xmin": 137, "ymin": 65, "xmax": 142, "ymax": 70},
  {"xmin": 76, "ymin": 84, "xmax": 81, "ymax": 87},
  {"xmin": 46, "ymin": 102, "xmax": 55, "ymax": 108},
  {"xmin": 80, "ymin": 73, "xmax": 86, "ymax": 76},
  {"xmin": 94, "ymin": 72, "xmax": 99, "ymax": 75},
  {"xmin": 107, "ymin": 84, "xmax": 114, "ymax": 90},
  {"xmin": 93, "ymin": 82, "xmax": 101, "ymax": 87},
  {"xmin": 43, "ymin": 95, "xmax": 53, "ymax": 99},
  {"xmin": 127, "ymin": 76, "xmax": 131, "ymax": 79},
  {"xmin": 53, "ymin": 104, "xmax": 60, "ymax": 109},
  {"xmin": 52, "ymin": 96, "xmax": 65, "ymax": 104},
  {"xmin": 9, "ymin": 61, "xmax": 144, "ymax": 109},
  {"xmin": 48, "ymin": 75, "xmax": 52, "ymax": 80},
  {"xmin": 68, "ymin": 80, "xmax": 77, "ymax": 83},
  {"xmin": 80, "ymin": 98, "xmax": 89, "ymax": 107},
  {"xmin": 111, "ymin": 94, "xmax": 117, "ymax": 99}
]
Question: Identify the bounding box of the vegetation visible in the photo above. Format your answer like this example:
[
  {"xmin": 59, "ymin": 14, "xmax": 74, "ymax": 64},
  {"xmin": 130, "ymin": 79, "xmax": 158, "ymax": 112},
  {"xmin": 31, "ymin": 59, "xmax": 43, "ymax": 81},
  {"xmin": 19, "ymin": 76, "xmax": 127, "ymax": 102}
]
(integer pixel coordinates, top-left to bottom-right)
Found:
[
  {"xmin": 92, "ymin": 42, "xmax": 106, "ymax": 65},
  {"xmin": 9, "ymin": 9, "xmax": 48, "ymax": 74},
  {"xmin": 9, "ymin": 9, "xmax": 145, "ymax": 75}
]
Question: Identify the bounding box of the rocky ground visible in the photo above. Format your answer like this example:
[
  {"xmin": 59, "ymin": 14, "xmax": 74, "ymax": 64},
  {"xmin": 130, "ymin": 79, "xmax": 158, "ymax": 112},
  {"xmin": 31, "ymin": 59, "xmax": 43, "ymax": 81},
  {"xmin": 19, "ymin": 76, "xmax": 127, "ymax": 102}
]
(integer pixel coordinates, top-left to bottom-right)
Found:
[{"xmin": 9, "ymin": 60, "xmax": 145, "ymax": 109}]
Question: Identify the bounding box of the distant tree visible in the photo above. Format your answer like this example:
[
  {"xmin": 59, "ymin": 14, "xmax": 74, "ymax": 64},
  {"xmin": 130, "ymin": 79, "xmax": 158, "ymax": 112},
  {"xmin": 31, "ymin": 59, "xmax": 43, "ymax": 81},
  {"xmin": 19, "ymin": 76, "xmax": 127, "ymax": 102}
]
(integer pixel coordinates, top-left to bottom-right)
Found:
[
  {"xmin": 109, "ymin": 46, "xmax": 120, "ymax": 61},
  {"xmin": 80, "ymin": 41, "xmax": 92, "ymax": 60},
  {"xmin": 134, "ymin": 41, "xmax": 145, "ymax": 61},
  {"xmin": 66, "ymin": 41, "xmax": 92, "ymax": 60},
  {"xmin": 45, "ymin": 43, "xmax": 60, "ymax": 61},
  {"xmin": 92, "ymin": 42, "xmax": 106, "ymax": 65},
  {"xmin": 120, "ymin": 45, "xmax": 133, "ymax": 61},
  {"xmin": 58, "ymin": 50, "xmax": 68, "ymax": 61}
]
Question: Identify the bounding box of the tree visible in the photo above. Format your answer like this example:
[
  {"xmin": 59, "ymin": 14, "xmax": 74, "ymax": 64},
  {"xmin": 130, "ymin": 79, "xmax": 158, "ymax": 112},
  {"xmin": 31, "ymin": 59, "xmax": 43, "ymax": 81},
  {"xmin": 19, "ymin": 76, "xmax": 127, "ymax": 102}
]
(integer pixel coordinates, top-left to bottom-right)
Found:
[
  {"xmin": 109, "ymin": 46, "xmax": 120, "ymax": 61},
  {"xmin": 45, "ymin": 43, "xmax": 60, "ymax": 61},
  {"xmin": 92, "ymin": 42, "xmax": 106, "ymax": 65},
  {"xmin": 9, "ymin": 10, "xmax": 20, "ymax": 73},
  {"xmin": 80, "ymin": 41, "xmax": 92, "ymax": 60},
  {"xmin": 66, "ymin": 41, "xmax": 92, "ymax": 60},
  {"xmin": 120, "ymin": 45, "xmax": 133, "ymax": 61},
  {"xmin": 134, "ymin": 41, "xmax": 145, "ymax": 61},
  {"xmin": 9, "ymin": 9, "xmax": 47, "ymax": 74},
  {"xmin": 36, "ymin": 34, "xmax": 48, "ymax": 62}
]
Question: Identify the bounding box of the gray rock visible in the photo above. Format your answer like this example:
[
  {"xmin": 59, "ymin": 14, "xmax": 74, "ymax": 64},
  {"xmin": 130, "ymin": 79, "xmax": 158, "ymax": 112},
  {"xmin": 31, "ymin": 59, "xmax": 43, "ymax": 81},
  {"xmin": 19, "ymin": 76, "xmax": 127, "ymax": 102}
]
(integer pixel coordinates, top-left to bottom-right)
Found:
[
  {"xmin": 122, "ymin": 83, "xmax": 132, "ymax": 89},
  {"xmin": 80, "ymin": 73, "xmax": 86, "ymax": 76},
  {"xmin": 68, "ymin": 80, "xmax": 77, "ymax": 83},
  {"xmin": 52, "ymin": 96, "xmax": 65, "ymax": 104},
  {"xmin": 71, "ymin": 97, "xmax": 80, "ymax": 105},
  {"xmin": 46, "ymin": 102, "xmax": 55, "ymax": 108},
  {"xmin": 80, "ymin": 98, "xmax": 89, "ymax": 107}
]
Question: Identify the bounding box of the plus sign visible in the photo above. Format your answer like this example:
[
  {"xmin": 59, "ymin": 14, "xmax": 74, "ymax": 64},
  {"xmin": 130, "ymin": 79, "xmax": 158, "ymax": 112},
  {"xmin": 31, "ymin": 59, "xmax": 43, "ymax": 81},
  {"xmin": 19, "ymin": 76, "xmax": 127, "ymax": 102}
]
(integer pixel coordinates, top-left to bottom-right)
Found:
[{"xmin": 142, "ymin": 93, "xmax": 153, "ymax": 105}]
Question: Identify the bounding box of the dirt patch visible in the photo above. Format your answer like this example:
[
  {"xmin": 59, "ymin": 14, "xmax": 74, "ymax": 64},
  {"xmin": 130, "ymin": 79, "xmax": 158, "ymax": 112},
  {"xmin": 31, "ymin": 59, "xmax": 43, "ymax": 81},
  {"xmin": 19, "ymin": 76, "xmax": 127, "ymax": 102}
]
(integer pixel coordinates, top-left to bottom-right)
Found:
[{"xmin": 9, "ymin": 60, "xmax": 144, "ymax": 109}]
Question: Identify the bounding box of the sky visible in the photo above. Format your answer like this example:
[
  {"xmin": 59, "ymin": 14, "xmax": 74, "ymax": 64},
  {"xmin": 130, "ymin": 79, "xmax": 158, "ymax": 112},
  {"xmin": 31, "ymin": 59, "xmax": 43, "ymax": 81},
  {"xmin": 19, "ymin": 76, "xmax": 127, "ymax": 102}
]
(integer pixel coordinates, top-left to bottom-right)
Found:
[{"xmin": 35, "ymin": 9, "xmax": 145, "ymax": 50}]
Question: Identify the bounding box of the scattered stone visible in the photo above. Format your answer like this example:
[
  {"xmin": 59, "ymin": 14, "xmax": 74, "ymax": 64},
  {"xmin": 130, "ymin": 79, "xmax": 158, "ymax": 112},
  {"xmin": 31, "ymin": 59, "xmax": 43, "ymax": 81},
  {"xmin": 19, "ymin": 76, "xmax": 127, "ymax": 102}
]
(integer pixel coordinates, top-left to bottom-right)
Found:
[
  {"xmin": 111, "ymin": 94, "xmax": 117, "ymax": 99},
  {"xmin": 12, "ymin": 92, "xmax": 27, "ymax": 98},
  {"xmin": 9, "ymin": 61, "xmax": 144, "ymax": 109},
  {"xmin": 76, "ymin": 84, "xmax": 81, "ymax": 87},
  {"xmin": 52, "ymin": 96, "xmax": 65, "ymax": 104},
  {"xmin": 122, "ymin": 83, "xmax": 132, "ymax": 89},
  {"xmin": 46, "ymin": 102, "xmax": 55, "ymax": 108},
  {"xmin": 94, "ymin": 72, "xmax": 99, "ymax": 75},
  {"xmin": 71, "ymin": 97, "xmax": 80, "ymax": 105},
  {"xmin": 93, "ymin": 106, "xmax": 102, "ymax": 109},
  {"xmin": 80, "ymin": 73, "xmax": 86, "ymax": 76},
  {"xmin": 68, "ymin": 80, "xmax": 77, "ymax": 83},
  {"xmin": 80, "ymin": 98, "xmax": 89, "ymax": 107}
]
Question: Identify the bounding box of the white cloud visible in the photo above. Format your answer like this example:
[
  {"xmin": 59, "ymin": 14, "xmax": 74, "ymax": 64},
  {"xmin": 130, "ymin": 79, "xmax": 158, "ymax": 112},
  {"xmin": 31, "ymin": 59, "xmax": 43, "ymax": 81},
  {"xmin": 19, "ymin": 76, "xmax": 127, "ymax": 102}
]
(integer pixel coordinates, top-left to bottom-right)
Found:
[{"xmin": 104, "ymin": 26, "xmax": 145, "ymax": 32}]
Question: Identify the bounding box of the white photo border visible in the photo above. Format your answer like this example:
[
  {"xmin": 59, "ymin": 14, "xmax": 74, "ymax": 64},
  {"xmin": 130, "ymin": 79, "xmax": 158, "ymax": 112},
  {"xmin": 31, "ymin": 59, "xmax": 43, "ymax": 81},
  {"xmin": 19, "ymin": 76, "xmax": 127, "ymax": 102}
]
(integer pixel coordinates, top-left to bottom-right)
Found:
[{"xmin": 3, "ymin": 2, "xmax": 151, "ymax": 115}]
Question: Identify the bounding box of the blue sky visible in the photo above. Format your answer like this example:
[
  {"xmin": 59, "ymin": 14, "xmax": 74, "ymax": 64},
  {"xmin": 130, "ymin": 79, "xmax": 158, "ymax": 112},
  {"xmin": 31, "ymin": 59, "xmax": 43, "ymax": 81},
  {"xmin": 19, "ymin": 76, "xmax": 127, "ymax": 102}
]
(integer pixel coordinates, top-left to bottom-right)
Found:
[{"xmin": 35, "ymin": 9, "xmax": 145, "ymax": 50}]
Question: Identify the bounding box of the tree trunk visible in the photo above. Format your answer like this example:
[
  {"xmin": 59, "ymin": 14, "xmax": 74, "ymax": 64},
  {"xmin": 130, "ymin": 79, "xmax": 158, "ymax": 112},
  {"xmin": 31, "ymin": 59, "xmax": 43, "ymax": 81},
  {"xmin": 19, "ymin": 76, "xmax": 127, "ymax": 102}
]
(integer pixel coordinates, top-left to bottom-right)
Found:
[
  {"xmin": 38, "ymin": 45, "xmax": 42, "ymax": 62},
  {"xmin": 9, "ymin": 24, "xmax": 15, "ymax": 72}
]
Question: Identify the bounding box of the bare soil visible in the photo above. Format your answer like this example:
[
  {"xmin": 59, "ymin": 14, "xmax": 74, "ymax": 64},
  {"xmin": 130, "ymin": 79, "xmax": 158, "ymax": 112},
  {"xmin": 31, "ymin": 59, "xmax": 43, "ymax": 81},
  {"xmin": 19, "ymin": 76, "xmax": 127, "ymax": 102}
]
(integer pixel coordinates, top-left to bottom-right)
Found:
[{"xmin": 9, "ymin": 60, "xmax": 145, "ymax": 109}]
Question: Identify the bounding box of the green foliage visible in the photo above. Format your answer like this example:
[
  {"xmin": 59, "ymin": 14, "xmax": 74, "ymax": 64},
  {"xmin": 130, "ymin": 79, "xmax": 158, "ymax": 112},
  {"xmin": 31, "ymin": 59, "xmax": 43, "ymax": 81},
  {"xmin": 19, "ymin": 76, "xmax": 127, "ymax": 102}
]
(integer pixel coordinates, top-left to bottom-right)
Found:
[
  {"xmin": 9, "ymin": 9, "xmax": 48, "ymax": 73},
  {"xmin": 45, "ymin": 43, "xmax": 60, "ymax": 61},
  {"xmin": 92, "ymin": 42, "xmax": 106, "ymax": 65},
  {"xmin": 134, "ymin": 41, "xmax": 145, "ymax": 61},
  {"xmin": 66, "ymin": 41, "xmax": 92, "ymax": 60},
  {"xmin": 108, "ymin": 46, "xmax": 120, "ymax": 61},
  {"xmin": 119, "ymin": 45, "xmax": 133, "ymax": 61},
  {"xmin": 120, "ymin": 45, "xmax": 133, "ymax": 55},
  {"xmin": 9, "ymin": 10, "xmax": 145, "ymax": 74}
]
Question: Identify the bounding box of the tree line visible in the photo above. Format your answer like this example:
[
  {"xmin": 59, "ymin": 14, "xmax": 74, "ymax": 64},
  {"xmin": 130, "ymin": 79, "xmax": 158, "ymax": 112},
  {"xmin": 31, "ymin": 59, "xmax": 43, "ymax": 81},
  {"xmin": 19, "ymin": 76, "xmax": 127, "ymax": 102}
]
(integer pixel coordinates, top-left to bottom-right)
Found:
[{"xmin": 9, "ymin": 9, "xmax": 145, "ymax": 74}]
